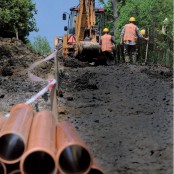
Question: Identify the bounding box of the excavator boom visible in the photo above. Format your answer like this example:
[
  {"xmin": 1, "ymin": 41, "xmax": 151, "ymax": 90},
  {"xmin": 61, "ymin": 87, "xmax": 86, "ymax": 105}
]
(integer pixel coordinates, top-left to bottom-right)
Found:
[{"xmin": 75, "ymin": 0, "xmax": 96, "ymax": 42}]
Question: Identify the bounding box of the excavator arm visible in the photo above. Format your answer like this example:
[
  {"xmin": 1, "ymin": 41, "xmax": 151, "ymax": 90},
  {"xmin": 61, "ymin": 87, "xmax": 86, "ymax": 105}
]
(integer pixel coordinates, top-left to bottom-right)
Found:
[{"xmin": 75, "ymin": 0, "xmax": 96, "ymax": 42}]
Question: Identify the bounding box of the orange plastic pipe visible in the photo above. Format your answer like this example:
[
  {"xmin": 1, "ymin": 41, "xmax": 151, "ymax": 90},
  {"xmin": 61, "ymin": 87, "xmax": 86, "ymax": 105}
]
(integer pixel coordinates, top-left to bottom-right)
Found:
[
  {"xmin": 8, "ymin": 169, "xmax": 21, "ymax": 174},
  {"xmin": 0, "ymin": 104, "xmax": 34, "ymax": 164},
  {"xmin": 56, "ymin": 121, "xmax": 92, "ymax": 174},
  {"xmin": 20, "ymin": 110, "xmax": 57, "ymax": 174},
  {"xmin": 88, "ymin": 161, "xmax": 104, "ymax": 174},
  {"xmin": 0, "ymin": 116, "xmax": 7, "ymax": 130},
  {"xmin": 0, "ymin": 162, "xmax": 7, "ymax": 174}
]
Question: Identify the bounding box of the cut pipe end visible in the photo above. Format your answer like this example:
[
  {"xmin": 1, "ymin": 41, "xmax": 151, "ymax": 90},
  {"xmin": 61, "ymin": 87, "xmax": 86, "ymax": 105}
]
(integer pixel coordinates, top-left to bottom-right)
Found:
[
  {"xmin": 88, "ymin": 168, "xmax": 104, "ymax": 174},
  {"xmin": 8, "ymin": 170, "xmax": 21, "ymax": 174},
  {"xmin": 0, "ymin": 133, "xmax": 24, "ymax": 163},
  {"xmin": 58, "ymin": 145, "xmax": 91, "ymax": 174},
  {"xmin": 22, "ymin": 151, "xmax": 56, "ymax": 174},
  {"xmin": 0, "ymin": 162, "xmax": 6, "ymax": 174}
]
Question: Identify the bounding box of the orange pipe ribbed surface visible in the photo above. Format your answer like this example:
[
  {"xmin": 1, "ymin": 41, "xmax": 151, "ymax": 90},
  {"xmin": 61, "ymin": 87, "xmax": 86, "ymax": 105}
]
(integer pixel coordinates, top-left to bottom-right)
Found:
[
  {"xmin": 88, "ymin": 161, "xmax": 104, "ymax": 174},
  {"xmin": 0, "ymin": 162, "xmax": 7, "ymax": 174},
  {"xmin": 20, "ymin": 110, "xmax": 57, "ymax": 174},
  {"xmin": 0, "ymin": 104, "xmax": 34, "ymax": 164},
  {"xmin": 56, "ymin": 121, "xmax": 92, "ymax": 174}
]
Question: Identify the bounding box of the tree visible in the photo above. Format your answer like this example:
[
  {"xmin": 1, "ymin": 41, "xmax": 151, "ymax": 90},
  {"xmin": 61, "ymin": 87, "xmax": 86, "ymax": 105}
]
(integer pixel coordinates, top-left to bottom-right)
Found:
[
  {"xmin": 0, "ymin": 0, "xmax": 37, "ymax": 42},
  {"xmin": 109, "ymin": 0, "xmax": 118, "ymax": 36},
  {"xmin": 98, "ymin": 0, "xmax": 122, "ymax": 36},
  {"xmin": 116, "ymin": 0, "xmax": 173, "ymax": 41},
  {"xmin": 103, "ymin": 0, "xmax": 173, "ymax": 65},
  {"xmin": 29, "ymin": 36, "xmax": 51, "ymax": 56}
]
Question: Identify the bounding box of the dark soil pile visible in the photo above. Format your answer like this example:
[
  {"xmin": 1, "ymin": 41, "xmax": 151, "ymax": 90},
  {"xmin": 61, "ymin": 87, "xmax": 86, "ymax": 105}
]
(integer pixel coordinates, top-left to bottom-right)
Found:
[
  {"xmin": 0, "ymin": 38, "xmax": 53, "ymax": 114},
  {"xmin": 0, "ymin": 38, "xmax": 39, "ymax": 76}
]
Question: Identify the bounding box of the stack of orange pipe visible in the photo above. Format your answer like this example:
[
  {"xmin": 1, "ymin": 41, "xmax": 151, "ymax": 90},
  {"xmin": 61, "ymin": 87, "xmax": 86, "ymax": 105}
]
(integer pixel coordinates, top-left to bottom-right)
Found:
[{"xmin": 0, "ymin": 104, "xmax": 103, "ymax": 174}]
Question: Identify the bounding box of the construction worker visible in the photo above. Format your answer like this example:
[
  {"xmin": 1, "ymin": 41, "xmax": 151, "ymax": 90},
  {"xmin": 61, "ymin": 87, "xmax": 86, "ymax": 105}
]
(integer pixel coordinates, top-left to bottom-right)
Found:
[
  {"xmin": 138, "ymin": 29, "xmax": 147, "ymax": 61},
  {"xmin": 100, "ymin": 28, "xmax": 116, "ymax": 65},
  {"xmin": 120, "ymin": 17, "xmax": 148, "ymax": 64}
]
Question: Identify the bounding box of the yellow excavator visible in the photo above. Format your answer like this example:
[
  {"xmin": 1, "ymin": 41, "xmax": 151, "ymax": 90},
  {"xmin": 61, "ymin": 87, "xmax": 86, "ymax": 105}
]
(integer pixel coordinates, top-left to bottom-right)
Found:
[{"xmin": 56, "ymin": 0, "xmax": 105, "ymax": 60}]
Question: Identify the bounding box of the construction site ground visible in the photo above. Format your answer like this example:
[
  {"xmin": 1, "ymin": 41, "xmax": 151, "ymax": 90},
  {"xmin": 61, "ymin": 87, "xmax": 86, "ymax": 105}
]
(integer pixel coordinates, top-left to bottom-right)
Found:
[{"xmin": 0, "ymin": 38, "xmax": 173, "ymax": 174}]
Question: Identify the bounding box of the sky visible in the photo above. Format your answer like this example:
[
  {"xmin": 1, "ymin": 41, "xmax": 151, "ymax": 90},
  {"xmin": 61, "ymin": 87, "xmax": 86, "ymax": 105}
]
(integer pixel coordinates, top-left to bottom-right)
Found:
[{"xmin": 29, "ymin": 0, "xmax": 104, "ymax": 50}]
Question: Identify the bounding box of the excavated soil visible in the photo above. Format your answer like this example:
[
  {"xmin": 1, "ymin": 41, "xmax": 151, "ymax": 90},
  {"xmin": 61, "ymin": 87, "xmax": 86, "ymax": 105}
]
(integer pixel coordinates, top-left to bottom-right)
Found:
[
  {"xmin": 0, "ymin": 38, "xmax": 173, "ymax": 174},
  {"xmin": 0, "ymin": 38, "xmax": 53, "ymax": 113}
]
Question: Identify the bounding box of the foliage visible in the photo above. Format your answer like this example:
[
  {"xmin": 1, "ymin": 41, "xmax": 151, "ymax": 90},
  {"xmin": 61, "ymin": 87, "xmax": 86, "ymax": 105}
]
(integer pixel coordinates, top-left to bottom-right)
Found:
[
  {"xmin": 103, "ymin": 0, "xmax": 173, "ymax": 66},
  {"xmin": 103, "ymin": 1, "xmax": 114, "ymax": 33},
  {"xmin": 116, "ymin": 0, "xmax": 172, "ymax": 36},
  {"xmin": 29, "ymin": 36, "xmax": 51, "ymax": 56},
  {"xmin": 0, "ymin": 0, "xmax": 37, "ymax": 42}
]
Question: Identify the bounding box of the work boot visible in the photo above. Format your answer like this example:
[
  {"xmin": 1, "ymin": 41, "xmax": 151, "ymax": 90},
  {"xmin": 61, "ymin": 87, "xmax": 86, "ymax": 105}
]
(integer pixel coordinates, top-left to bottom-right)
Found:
[
  {"xmin": 125, "ymin": 55, "xmax": 130, "ymax": 63},
  {"xmin": 132, "ymin": 53, "xmax": 137, "ymax": 64},
  {"xmin": 106, "ymin": 58, "xmax": 115, "ymax": 66}
]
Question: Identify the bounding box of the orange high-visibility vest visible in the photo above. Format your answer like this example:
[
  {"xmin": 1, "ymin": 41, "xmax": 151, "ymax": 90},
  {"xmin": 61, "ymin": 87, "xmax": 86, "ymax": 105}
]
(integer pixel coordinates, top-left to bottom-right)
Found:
[
  {"xmin": 101, "ymin": 34, "xmax": 113, "ymax": 52},
  {"xmin": 123, "ymin": 23, "xmax": 137, "ymax": 42}
]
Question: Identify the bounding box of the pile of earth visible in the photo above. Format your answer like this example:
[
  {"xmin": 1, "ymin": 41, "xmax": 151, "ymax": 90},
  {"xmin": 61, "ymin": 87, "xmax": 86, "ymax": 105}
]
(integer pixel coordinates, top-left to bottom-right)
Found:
[
  {"xmin": 0, "ymin": 37, "xmax": 53, "ymax": 77},
  {"xmin": 0, "ymin": 38, "xmax": 53, "ymax": 114}
]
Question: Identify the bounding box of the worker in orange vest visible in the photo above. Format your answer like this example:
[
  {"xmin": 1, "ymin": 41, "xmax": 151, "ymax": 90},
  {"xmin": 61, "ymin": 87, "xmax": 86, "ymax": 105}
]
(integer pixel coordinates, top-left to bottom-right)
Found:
[
  {"xmin": 100, "ymin": 28, "xmax": 116, "ymax": 65},
  {"xmin": 120, "ymin": 17, "xmax": 148, "ymax": 64}
]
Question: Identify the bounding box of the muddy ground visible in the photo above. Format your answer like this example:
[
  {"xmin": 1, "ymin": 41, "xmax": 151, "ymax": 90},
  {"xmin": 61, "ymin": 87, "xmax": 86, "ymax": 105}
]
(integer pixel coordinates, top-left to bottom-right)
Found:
[
  {"xmin": 0, "ymin": 38, "xmax": 173, "ymax": 174},
  {"xmin": 58, "ymin": 64, "xmax": 173, "ymax": 174}
]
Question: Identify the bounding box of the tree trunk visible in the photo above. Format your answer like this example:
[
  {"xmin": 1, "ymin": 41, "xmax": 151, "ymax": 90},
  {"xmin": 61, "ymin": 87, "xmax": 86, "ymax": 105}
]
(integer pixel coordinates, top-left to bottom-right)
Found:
[
  {"xmin": 110, "ymin": 0, "xmax": 118, "ymax": 36},
  {"xmin": 98, "ymin": 0, "xmax": 118, "ymax": 36},
  {"xmin": 14, "ymin": 27, "xmax": 19, "ymax": 40},
  {"xmin": 16, "ymin": 30, "xmax": 19, "ymax": 40}
]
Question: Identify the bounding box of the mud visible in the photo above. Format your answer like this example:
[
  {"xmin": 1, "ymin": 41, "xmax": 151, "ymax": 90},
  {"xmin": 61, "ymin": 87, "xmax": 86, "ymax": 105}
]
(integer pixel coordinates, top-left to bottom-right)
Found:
[
  {"xmin": 0, "ymin": 38, "xmax": 173, "ymax": 173},
  {"xmin": 58, "ymin": 64, "xmax": 173, "ymax": 174}
]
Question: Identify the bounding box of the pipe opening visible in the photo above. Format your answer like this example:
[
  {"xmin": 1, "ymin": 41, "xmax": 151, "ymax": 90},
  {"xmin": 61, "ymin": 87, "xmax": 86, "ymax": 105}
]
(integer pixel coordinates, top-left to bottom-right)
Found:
[
  {"xmin": 59, "ymin": 145, "xmax": 91, "ymax": 173},
  {"xmin": 6, "ymin": 162, "xmax": 19, "ymax": 173},
  {"xmin": 9, "ymin": 170, "xmax": 21, "ymax": 174},
  {"xmin": 0, "ymin": 133, "xmax": 24, "ymax": 161},
  {"xmin": 88, "ymin": 169, "xmax": 103, "ymax": 174},
  {"xmin": 23, "ymin": 151, "xmax": 55, "ymax": 174},
  {"xmin": 0, "ymin": 163, "xmax": 5, "ymax": 174}
]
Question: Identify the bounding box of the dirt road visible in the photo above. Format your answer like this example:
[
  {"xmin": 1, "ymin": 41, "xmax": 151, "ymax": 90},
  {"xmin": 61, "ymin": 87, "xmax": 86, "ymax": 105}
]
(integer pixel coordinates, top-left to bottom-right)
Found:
[{"xmin": 58, "ymin": 64, "xmax": 173, "ymax": 174}]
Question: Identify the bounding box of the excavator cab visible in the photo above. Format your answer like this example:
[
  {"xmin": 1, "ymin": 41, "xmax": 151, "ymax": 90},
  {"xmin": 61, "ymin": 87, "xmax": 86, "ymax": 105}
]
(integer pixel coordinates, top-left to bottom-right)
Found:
[{"xmin": 63, "ymin": 8, "xmax": 78, "ymax": 35}]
